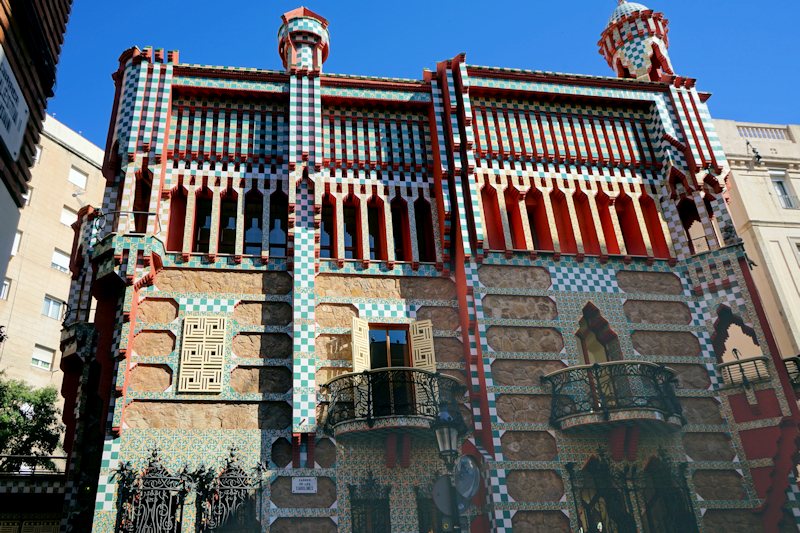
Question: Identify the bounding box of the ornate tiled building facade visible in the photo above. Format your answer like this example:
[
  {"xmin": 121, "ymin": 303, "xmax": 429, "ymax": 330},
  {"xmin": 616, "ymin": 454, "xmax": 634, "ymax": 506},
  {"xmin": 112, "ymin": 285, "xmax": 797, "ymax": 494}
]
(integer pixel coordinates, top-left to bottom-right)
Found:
[{"xmin": 59, "ymin": 3, "xmax": 800, "ymax": 532}]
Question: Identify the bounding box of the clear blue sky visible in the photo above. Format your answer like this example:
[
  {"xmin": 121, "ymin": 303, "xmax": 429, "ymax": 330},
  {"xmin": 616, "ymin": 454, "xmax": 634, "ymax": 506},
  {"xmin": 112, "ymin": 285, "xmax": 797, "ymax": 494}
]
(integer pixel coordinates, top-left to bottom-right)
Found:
[{"xmin": 48, "ymin": 0, "xmax": 798, "ymax": 148}]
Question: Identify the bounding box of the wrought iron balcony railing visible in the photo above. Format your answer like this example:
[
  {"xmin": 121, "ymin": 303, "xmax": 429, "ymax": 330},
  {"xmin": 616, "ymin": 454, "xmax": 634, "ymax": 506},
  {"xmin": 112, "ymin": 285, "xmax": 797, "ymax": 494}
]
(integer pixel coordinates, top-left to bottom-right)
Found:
[
  {"xmin": 541, "ymin": 360, "xmax": 683, "ymax": 431},
  {"xmin": 716, "ymin": 355, "xmax": 770, "ymax": 387},
  {"xmin": 321, "ymin": 367, "xmax": 465, "ymax": 433},
  {"xmin": 784, "ymin": 357, "xmax": 800, "ymax": 391},
  {"xmin": 92, "ymin": 210, "xmax": 161, "ymax": 238},
  {"xmin": 0, "ymin": 455, "xmax": 67, "ymax": 476}
]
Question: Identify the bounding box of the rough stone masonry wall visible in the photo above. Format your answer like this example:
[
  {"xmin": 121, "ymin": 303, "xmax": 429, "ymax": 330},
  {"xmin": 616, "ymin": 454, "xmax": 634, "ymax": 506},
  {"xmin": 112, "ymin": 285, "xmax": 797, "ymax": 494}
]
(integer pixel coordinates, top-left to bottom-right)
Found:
[{"xmin": 476, "ymin": 259, "xmax": 746, "ymax": 532}]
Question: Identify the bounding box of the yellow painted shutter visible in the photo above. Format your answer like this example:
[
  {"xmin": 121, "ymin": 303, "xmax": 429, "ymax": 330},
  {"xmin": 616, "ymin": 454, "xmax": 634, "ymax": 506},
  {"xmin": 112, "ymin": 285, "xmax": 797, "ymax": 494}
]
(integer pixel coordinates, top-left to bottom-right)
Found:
[
  {"xmin": 411, "ymin": 319, "xmax": 437, "ymax": 415},
  {"xmin": 352, "ymin": 316, "xmax": 370, "ymax": 372}
]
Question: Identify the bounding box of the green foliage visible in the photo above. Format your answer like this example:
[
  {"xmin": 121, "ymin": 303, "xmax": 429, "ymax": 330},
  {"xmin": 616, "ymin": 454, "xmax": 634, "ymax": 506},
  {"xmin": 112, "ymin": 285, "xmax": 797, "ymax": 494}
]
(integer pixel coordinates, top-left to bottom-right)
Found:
[{"xmin": 0, "ymin": 371, "xmax": 64, "ymax": 472}]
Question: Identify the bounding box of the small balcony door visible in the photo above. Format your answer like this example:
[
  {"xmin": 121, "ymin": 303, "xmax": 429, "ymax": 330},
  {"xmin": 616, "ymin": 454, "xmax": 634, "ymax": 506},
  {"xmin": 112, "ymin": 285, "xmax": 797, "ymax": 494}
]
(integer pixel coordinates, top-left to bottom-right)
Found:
[{"xmin": 369, "ymin": 326, "xmax": 413, "ymax": 416}]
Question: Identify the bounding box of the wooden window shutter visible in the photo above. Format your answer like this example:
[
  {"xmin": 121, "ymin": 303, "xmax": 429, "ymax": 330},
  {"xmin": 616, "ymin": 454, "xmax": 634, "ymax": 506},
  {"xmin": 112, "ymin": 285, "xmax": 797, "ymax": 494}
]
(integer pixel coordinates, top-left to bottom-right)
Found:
[
  {"xmin": 352, "ymin": 316, "xmax": 370, "ymax": 373},
  {"xmin": 410, "ymin": 319, "xmax": 435, "ymax": 372}
]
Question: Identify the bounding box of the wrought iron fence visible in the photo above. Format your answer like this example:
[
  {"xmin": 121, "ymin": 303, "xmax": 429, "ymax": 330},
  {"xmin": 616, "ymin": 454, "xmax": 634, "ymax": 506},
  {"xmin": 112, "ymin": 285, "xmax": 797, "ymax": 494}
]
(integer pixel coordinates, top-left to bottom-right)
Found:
[
  {"xmin": 0, "ymin": 455, "xmax": 67, "ymax": 475},
  {"xmin": 92, "ymin": 210, "xmax": 161, "ymax": 237},
  {"xmin": 717, "ymin": 355, "xmax": 770, "ymax": 387},
  {"xmin": 321, "ymin": 367, "xmax": 465, "ymax": 429},
  {"xmin": 784, "ymin": 357, "xmax": 800, "ymax": 389},
  {"xmin": 61, "ymin": 304, "xmax": 96, "ymax": 326},
  {"xmin": 540, "ymin": 360, "xmax": 683, "ymax": 428}
]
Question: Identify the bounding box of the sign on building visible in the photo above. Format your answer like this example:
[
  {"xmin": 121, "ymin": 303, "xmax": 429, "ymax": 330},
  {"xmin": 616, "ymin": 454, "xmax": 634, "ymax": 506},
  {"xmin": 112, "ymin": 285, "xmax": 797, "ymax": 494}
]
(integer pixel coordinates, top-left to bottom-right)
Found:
[{"xmin": 291, "ymin": 477, "xmax": 318, "ymax": 494}]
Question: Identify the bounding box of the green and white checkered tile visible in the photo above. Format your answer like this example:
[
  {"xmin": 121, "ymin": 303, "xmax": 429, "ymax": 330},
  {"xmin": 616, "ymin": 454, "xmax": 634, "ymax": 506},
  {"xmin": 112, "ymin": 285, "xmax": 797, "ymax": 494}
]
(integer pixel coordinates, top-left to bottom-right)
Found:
[
  {"xmin": 550, "ymin": 265, "xmax": 619, "ymax": 293},
  {"xmin": 94, "ymin": 437, "xmax": 121, "ymax": 512},
  {"xmin": 179, "ymin": 297, "xmax": 236, "ymax": 314}
]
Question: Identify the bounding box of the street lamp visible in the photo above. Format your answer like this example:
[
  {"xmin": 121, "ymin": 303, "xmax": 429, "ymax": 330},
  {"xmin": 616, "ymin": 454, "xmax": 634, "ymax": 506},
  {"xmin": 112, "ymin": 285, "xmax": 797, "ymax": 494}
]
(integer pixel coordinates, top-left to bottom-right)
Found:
[{"xmin": 432, "ymin": 404, "xmax": 466, "ymax": 531}]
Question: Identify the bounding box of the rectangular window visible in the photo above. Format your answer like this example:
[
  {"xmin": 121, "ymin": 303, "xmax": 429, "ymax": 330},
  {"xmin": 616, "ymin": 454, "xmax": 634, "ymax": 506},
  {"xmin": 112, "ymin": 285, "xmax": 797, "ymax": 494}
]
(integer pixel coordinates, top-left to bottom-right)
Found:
[
  {"xmin": 770, "ymin": 170, "xmax": 798, "ymax": 209},
  {"xmin": 42, "ymin": 295, "xmax": 64, "ymax": 320},
  {"xmin": 0, "ymin": 278, "xmax": 9, "ymax": 300},
  {"xmin": 60, "ymin": 206, "xmax": 78, "ymax": 226},
  {"xmin": 11, "ymin": 231, "xmax": 21, "ymax": 256},
  {"xmin": 31, "ymin": 345, "xmax": 55, "ymax": 371},
  {"xmin": 68, "ymin": 166, "xmax": 88, "ymax": 189},
  {"xmin": 51, "ymin": 249, "xmax": 70, "ymax": 273}
]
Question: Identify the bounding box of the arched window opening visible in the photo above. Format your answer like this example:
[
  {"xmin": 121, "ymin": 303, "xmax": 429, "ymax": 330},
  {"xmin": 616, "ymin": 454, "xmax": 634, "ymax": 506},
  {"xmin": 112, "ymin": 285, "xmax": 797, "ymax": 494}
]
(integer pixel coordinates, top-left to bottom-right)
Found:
[
  {"xmin": 574, "ymin": 190, "xmax": 600, "ymax": 256},
  {"xmin": 677, "ymin": 198, "xmax": 707, "ymax": 254},
  {"xmin": 615, "ymin": 194, "xmax": 646, "ymax": 256},
  {"xmin": 525, "ymin": 188, "xmax": 552, "ymax": 251},
  {"xmin": 595, "ymin": 190, "xmax": 620, "ymax": 255},
  {"xmin": 712, "ymin": 306, "xmax": 761, "ymax": 365},
  {"xmin": 343, "ymin": 194, "xmax": 361, "ymax": 260},
  {"xmin": 640, "ymin": 195, "xmax": 670, "ymax": 259},
  {"xmin": 504, "ymin": 187, "xmax": 526, "ymax": 250},
  {"xmin": 571, "ymin": 457, "xmax": 637, "ymax": 533},
  {"xmin": 391, "ymin": 196, "xmax": 411, "ymax": 262},
  {"xmin": 166, "ymin": 186, "xmax": 186, "ymax": 252},
  {"xmin": 414, "ymin": 196, "xmax": 436, "ymax": 263},
  {"xmin": 192, "ymin": 188, "xmax": 213, "ymax": 254},
  {"xmin": 576, "ymin": 303, "xmax": 621, "ymax": 364},
  {"xmin": 648, "ymin": 44, "xmax": 671, "ymax": 82},
  {"xmin": 638, "ymin": 458, "xmax": 698, "ymax": 533},
  {"xmin": 367, "ymin": 196, "xmax": 386, "ymax": 261},
  {"xmin": 616, "ymin": 58, "xmax": 632, "ymax": 79},
  {"xmin": 268, "ymin": 188, "xmax": 288, "ymax": 257},
  {"xmin": 703, "ymin": 193, "xmax": 723, "ymax": 244},
  {"xmin": 133, "ymin": 171, "xmax": 152, "ymax": 234},
  {"xmin": 243, "ymin": 189, "xmax": 263, "ymax": 256},
  {"xmin": 320, "ymin": 193, "xmax": 336, "ymax": 259},
  {"xmin": 218, "ymin": 188, "xmax": 238, "ymax": 254},
  {"xmin": 550, "ymin": 189, "xmax": 577, "ymax": 254},
  {"xmin": 481, "ymin": 185, "xmax": 505, "ymax": 251}
]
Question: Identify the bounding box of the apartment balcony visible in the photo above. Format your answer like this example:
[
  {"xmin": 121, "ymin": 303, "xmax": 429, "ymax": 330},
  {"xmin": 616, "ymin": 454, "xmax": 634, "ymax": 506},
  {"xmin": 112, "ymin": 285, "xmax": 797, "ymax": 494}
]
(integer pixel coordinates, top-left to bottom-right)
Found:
[
  {"xmin": 321, "ymin": 368, "xmax": 465, "ymax": 436},
  {"xmin": 541, "ymin": 361, "xmax": 684, "ymax": 432},
  {"xmin": 783, "ymin": 357, "xmax": 800, "ymax": 394},
  {"xmin": 717, "ymin": 355, "xmax": 770, "ymax": 388}
]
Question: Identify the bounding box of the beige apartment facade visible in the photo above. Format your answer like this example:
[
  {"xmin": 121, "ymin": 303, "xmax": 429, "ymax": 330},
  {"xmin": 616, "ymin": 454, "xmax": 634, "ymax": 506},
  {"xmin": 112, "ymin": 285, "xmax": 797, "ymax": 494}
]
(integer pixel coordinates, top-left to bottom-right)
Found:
[
  {"xmin": 0, "ymin": 115, "xmax": 103, "ymax": 393},
  {"xmin": 716, "ymin": 119, "xmax": 800, "ymax": 359}
]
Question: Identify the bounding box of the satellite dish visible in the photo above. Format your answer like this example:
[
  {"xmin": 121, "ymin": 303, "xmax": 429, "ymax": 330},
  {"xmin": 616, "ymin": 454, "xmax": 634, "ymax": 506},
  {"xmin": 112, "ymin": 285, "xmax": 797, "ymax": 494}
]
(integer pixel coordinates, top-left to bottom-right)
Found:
[{"xmin": 454, "ymin": 455, "xmax": 481, "ymax": 500}]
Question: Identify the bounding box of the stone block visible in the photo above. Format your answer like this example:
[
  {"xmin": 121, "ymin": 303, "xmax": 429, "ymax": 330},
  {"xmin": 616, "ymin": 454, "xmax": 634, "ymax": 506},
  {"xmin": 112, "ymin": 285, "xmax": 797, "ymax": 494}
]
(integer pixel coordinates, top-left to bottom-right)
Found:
[
  {"xmin": 271, "ymin": 437, "xmax": 292, "ymax": 467},
  {"xmin": 316, "ymin": 335, "xmax": 352, "ymax": 361},
  {"xmin": 315, "ymin": 438, "xmax": 336, "ymax": 468},
  {"xmin": 624, "ymin": 300, "xmax": 691, "ymax": 324},
  {"xmin": 683, "ymin": 433, "xmax": 735, "ymax": 461},
  {"xmin": 496, "ymin": 394, "xmax": 551, "ymax": 424},
  {"xmin": 133, "ymin": 331, "xmax": 175, "ymax": 357},
  {"xmin": 512, "ymin": 511, "xmax": 570, "ymax": 532},
  {"xmin": 230, "ymin": 367, "xmax": 292, "ymax": 394},
  {"xmin": 316, "ymin": 274, "xmax": 455, "ymax": 299},
  {"xmin": 506, "ymin": 470, "xmax": 563, "ymax": 502},
  {"xmin": 693, "ymin": 470, "xmax": 745, "ymax": 501},
  {"xmin": 124, "ymin": 401, "xmax": 290, "ymax": 430},
  {"xmin": 492, "ymin": 359, "xmax": 565, "ymax": 386},
  {"xmin": 616, "ymin": 271, "xmax": 683, "ymax": 294},
  {"xmin": 482, "ymin": 295, "xmax": 557, "ymax": 320},
  {"xmin": 478, "ymin": 265, "xmax": 551, "ymax": 289},
  {"xmin": 434, "ymin": 337, "xmax": 463, "ymax": 363},
  {"xmin": 232, "ymin": 333, "xmax": 291, "ymax": 359},
  {"xmin": 416, "ymin": 306, "xmax": 460, "ymax": 330},
  {"xmin": 315, "ymin": 304, "xmax": 358, "ymax": 328},
  {"xmin": 128, "ymin": 364, "xmax": 172, "ymax": 392},
  {"xmin": 631, "ymin": 331, "xmax": 700, "ymax": 357},
  {"xmin": 501, "ymin": 431, "xmax": 557, "ymax": 461},
  {"xmin": 233, "ymin": 302, "xmax": 292, "ymax": 326},
  {"xmin": 156, "ymin": 270, "xmax": 291, "ymax": 295},
  {"xmin": 270, "ymin": 476, "xmax": 336, "ymax": 508},
  {"xmin": 669, "ymin": 364, "xmax": 711, "ymax": 389},
  {"xmin": 487, "ymin": 327, "xmax": 564, "ymax": 353},
  {"xmin": 316, "ymin": 367, "xmax": 349, "ymax": 385},
  {"xmin": 136, "ymin": 298, "xmax": 178, "ymax": 323},
  {"xmin": 271, "ymin": 518, "xmax": 337, "ymax": 533},
  {"xmin": 681, "ymin": 398, "xmax": 724, "ymax": 425}
]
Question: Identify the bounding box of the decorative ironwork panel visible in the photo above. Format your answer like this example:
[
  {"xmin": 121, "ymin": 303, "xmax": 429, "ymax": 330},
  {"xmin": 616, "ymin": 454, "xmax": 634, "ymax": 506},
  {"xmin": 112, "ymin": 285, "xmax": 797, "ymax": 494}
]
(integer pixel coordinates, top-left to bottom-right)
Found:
[
  {"xmin": 350, "ymin": 473, "xmax": 391, "ymax": 533},
  {"xmin": 178, "ymin": 316, "xmax": 227, "ymax": 393},
  {"xmin": 541, "ymin": 361, "xmax": 682, "ymax": 427},
  {"xmin": 195, "ymin": 451, "xmax": 263, "ymax": 533}
]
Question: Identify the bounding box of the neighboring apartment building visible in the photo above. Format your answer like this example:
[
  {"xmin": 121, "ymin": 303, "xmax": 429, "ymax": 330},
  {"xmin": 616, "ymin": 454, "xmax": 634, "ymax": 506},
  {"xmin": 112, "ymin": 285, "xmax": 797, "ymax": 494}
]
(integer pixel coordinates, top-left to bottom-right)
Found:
[
  {"xmin": 0, "ymin": 0, "xmax": 73, "ymax": 280},
  {"xmin": 715, "ymin": 119, "xmax": 800, "ymax": 360},
  {"xmin": 0, "ymin": 114, "xmax": 103, "ymax": 394},
  {"xmin": 59, "ymin": 3, "xmax": 800, "ymax": 532}
]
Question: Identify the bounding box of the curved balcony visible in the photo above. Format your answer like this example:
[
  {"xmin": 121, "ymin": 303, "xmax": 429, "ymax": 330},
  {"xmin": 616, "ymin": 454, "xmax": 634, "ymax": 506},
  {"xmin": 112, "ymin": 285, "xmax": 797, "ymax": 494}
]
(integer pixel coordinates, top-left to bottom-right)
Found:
[
  {"xmin": 541, "ymin": 361, "xmax": 684, "ymax": 432},
  {"xmin": 717, "ymin": 355, "xmax": 770, "ymax": 387},
  {"xmin": 321, "ymin": 367, "xmax": 465, "ymax": 436}
]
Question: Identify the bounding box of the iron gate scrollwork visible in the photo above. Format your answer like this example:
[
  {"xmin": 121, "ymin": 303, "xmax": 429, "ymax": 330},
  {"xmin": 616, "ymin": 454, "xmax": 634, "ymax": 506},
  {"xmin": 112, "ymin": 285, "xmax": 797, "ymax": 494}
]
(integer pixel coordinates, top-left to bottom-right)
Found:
[
  {"xmin": 114, "ymin": 449, "xmax": 191, "ymax": 533},
  {"xmin": 567, "ymin": 450, "xmax": 698, "ymax": 533},
  {"xmin": 349, "ymin": 471, "xmax": 391, "ymax": 533},
  {"xmin": 195, "ymin": 449, "xmax": 264, "ymax": 532}
]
